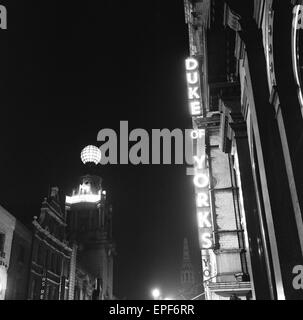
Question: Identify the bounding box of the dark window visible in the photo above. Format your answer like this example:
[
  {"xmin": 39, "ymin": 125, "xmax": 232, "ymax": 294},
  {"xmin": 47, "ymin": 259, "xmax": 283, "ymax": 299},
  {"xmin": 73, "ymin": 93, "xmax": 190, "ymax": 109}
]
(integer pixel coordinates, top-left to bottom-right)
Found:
[
  {"xmin": 56, "ymin": 256, "xmax": 61, "ymax": 274},
  {"xmin": 63, "ymin": 259, "xmax": 69, "ymax": 277},
  {"xmin": 52, "ymin": 253, "xmax": 57, "ymax": 272},
  {"xmin": 79, "ymin": 216, "xmax": 88, "ymax": 231},
  {"xmin": 29, "ymin": 279, "xmax": 35, "ymax": 300},
  {"xmin": 32, "ymin": 242, "xmax": 38, "ymax": 261},
  {"xmin": 18, "ymin": 245, "xmax": 25, "ymax": 263},
  {"xmin": 30, "ymin": 278, "xmax": 40, "ymax": 300},
  {"xmin": 49, "ymin": 286, "xmax": 57, "ymax": 300},
  {"xmin": 37, "ymin": 244, "xmax": 44, "ymax": 265},
  {"xmin": 44, "ymin": 250, "xmax": 48, "ymax": 267},
  {"xmin": 75, "ymin": 285, "xmax": 80, "ymax": 300},
  {"xmin": 0, "ymin": 233, "xmax": 5, "ymax": 253},
  {"xmin": 47, "ymin": 250, "xmax": 52, "ymax": 270},
  {"xmin": 49, "ymin": 221, "xmax": 53, "ymax": 234},
  {"xmin": 15, "ymin": 278, "xmax": 23, "ymax": 300}
]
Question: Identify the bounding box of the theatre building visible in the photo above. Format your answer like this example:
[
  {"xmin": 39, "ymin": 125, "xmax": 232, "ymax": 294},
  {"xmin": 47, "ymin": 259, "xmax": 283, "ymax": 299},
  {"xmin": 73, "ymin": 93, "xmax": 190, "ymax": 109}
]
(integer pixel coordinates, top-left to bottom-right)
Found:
[
  {"xmin": 65, "ymin": 145, "xmax": 115, "ymax": 300},
  {"xmin": 184, "ymin": 0, "xmax": 303, "ymax": 299},
  {"xmin": 27, "ymin": 146, "xmax": 115, "ymax": 300},
  {"xmin": 28, "ymin": 187, "xmax": 73, "ymax": 300}
]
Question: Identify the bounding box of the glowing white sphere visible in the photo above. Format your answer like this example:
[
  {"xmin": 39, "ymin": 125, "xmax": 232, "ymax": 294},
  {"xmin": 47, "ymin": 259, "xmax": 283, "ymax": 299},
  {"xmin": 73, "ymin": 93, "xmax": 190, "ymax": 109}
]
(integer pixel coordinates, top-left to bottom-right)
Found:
[{"xmin": 81, "ymin": 145, "xmax": 101, "ymax": 165}]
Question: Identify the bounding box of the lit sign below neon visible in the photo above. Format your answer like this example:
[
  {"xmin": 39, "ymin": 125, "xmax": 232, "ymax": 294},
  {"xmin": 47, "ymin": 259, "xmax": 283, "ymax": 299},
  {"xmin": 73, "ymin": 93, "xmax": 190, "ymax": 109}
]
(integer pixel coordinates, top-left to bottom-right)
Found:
[
  {"xmin": 194, "ymin": 169, "xmax": 213, "ymax": 249},
  {"xmin": 192, "ymin": 129, "xmax": 214, "ymax": 250}
]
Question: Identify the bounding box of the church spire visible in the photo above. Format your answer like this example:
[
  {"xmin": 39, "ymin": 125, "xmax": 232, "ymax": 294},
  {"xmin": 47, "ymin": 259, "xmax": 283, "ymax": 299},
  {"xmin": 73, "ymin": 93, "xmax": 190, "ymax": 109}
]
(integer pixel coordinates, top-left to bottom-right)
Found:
[
  {"xmin": 182, "ymin": 238, "xmax": 191, "ymax": 262},
  {"xmin": 180, "ymin": 238, "xmax": 197, "ymax": 299}
]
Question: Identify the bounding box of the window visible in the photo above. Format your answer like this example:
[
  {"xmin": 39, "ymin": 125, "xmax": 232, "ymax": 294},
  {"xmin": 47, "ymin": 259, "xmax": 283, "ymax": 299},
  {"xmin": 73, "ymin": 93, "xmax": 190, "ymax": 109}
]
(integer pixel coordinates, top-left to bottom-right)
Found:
[
  {"xmin": 32, "ymin": 242, "xmax": 38, "ymax": 261},
  {"xmin": 29, "ymin": 279, "xmax": 35, "ymax": 300},
  {"xmin": 18, "ymin": 245, "xmax": 25, "ymax": 263},
  {"xmin": 52, "ymin": 253, "xmax": 57, "ymax": 273},
  {"xmin": 47, "ymin": 250, "xmax": 52, "ymax": 270},
  {"xmin": 63, "ymin": 259, "xmax": 69, "ymax": 277},
  {"xmin": 37, "ymin": 244, "xmax": 44, "ymax": 265},
  {"xmin": 75, "ymin": 285, "xmax": 80, "ymax": 300},
  {"xmin": 30, "ymin": 278, "xmax": 40, "ymax": 300},
  {"xmin": 79, "ymin": 217, "xmax": 88, "ymax": 232},
  {"xmin": 48, "ymin": 285, "xmax": 57, "ymax": 300},
  {"xmin": 56, "ymin": 256, "xmax": 62, "ymax": 274},
  {"xmin": 0, "ymin": 233, "xmax": 5, "ymax": 253},
  {"xmin": 15, "ymin": 278, "xmax": 23, "ymax": 300}
]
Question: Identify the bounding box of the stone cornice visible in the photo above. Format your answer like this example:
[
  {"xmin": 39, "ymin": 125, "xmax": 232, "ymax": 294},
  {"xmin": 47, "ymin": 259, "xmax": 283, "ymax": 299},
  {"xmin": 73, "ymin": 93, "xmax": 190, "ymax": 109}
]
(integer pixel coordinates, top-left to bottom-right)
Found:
[{"xmin": 33, "ymin": 220, "xmax": 72, "ymax": 253}]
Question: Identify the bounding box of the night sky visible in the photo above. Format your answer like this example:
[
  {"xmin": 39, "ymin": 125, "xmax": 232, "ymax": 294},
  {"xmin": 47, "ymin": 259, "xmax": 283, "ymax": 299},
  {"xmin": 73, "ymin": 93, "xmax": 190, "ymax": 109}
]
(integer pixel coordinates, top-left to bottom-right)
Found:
[{"xmin": 1, "ymin": 0, "xmax": 201, "ymax": 299}]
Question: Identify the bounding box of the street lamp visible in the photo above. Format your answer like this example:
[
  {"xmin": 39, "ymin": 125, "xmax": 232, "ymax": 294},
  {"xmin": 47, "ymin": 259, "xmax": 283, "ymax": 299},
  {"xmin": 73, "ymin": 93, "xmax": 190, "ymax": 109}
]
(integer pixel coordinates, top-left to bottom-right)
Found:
[{"xmin": 151, "ymin": 288, "xmax": 161, "ymax": 300}]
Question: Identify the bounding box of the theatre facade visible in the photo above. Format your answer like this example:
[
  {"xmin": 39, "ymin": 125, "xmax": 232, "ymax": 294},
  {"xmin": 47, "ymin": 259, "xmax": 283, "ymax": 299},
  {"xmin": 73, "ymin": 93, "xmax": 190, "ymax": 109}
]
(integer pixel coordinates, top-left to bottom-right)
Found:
[{"xmin": 184, "ymin": 0, "xmax": 303, "ymax": 299}]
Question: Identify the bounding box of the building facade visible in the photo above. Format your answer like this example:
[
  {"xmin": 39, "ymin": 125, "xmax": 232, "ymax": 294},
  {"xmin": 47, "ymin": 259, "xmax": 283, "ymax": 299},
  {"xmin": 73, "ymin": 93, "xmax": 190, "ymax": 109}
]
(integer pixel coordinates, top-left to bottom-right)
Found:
[
  {"xmin": 184, "ymin": 0, "xmax": 303, "ymax": 300},
  {"xmin": 0, "ymin": 205, "xmax": 16, "ymax": 300},
  {"xmin": 28, "ymin": 187, "xmax": 73, "ymax": 300},
  {"xmin": 1, "ymin": 146, "xmax": 115, "ymax": 300},
  {"xmin": 74, "ymin": 264, "xmax": 96, "ymax": 300},
  {"xmin": 5, "ymin": 220, "xmax": 32, "ymax": 300},
  {"xmin": 66, "ymin": 174, "xmax": 115, "ymax": 300},
  {"xmin": 65, "ymin": 145, "xmax": 115, "ymax": 300}
]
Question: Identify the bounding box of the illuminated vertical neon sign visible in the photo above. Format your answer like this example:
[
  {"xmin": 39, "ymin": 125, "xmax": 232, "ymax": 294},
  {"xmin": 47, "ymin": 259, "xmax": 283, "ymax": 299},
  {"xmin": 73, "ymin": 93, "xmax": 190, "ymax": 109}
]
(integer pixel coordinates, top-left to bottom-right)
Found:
[
  {"xmin": 185, "ymin": 57, "xmax": 203, "ymax": 116},
  {"xmin": 192, "ymin": 129, "xmax": 213, "ymax": 282},
  {"xmin": 186, "ymin": 55, "xmax": 214, "ymax": 282},
  {"xmin": 192, "ymin": 129, "xmax": 213, "ymax": 250}
]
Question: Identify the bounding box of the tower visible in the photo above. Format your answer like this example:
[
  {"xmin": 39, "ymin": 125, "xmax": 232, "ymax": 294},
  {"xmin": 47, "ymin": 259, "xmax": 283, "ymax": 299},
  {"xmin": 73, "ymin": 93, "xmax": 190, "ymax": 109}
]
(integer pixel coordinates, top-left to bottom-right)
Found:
[
  {"xmin": 180, "ymin": 238, "xmax": 197, "ymax": 299},
  {"xmin": 65, "ymin": 145, "xmax": 115, "ymax": 300}
]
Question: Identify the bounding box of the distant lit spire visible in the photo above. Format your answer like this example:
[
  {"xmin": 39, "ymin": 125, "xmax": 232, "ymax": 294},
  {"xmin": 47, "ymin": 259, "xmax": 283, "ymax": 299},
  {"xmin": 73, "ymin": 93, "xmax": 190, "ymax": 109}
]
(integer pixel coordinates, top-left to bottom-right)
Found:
[{"xmin": 80, "ymin": 145, "xmax": 102, "ymax": 165}]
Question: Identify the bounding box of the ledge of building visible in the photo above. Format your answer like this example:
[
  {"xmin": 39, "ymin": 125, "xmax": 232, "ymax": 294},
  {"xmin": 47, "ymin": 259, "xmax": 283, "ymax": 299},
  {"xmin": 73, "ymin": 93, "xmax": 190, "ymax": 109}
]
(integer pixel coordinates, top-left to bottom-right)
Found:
[{"xmin": 206, "ymin": 281, "xmax": 252, "ymax": 296}]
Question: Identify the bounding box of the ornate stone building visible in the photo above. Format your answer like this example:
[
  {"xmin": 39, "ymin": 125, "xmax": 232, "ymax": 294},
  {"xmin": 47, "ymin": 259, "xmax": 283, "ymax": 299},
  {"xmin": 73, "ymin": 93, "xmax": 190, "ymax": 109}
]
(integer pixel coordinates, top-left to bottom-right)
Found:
[
  {"xmin": 183, "ymin": 0, "xmax": 303, "ymax": 300},
  {"xmin": 26, "ymin": 146, "xmax": 115, "ymax": 300},
  {"xmin": 65, "ymin": 146, "xmax": 115, "ymax": 300},
  {"xmin": 66, "ymin": 175, "xmax": 115, "ymax": 300},
  {"xmin": 28, "ymin": 187, "xmax": 73, "ymax": 300}
]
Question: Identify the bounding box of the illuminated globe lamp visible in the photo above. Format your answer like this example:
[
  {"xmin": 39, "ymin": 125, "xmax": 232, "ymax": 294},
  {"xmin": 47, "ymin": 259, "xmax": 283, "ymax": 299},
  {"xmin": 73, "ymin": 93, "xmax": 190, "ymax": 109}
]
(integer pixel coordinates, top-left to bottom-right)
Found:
[
  {"xmin": 79, "ymin": 145, "xmax": 102, "ymax": 179},
  {"xmin": 80, "ymin": 145, "xmax": 102, "ymax": 165}
]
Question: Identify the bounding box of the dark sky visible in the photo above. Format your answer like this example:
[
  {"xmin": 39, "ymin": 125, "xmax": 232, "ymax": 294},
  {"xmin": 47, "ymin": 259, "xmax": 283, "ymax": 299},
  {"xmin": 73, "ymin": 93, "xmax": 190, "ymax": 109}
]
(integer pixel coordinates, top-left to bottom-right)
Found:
[{"xmin": 1, "ymin": 0, "xmax": 201, "ymax": 299}]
